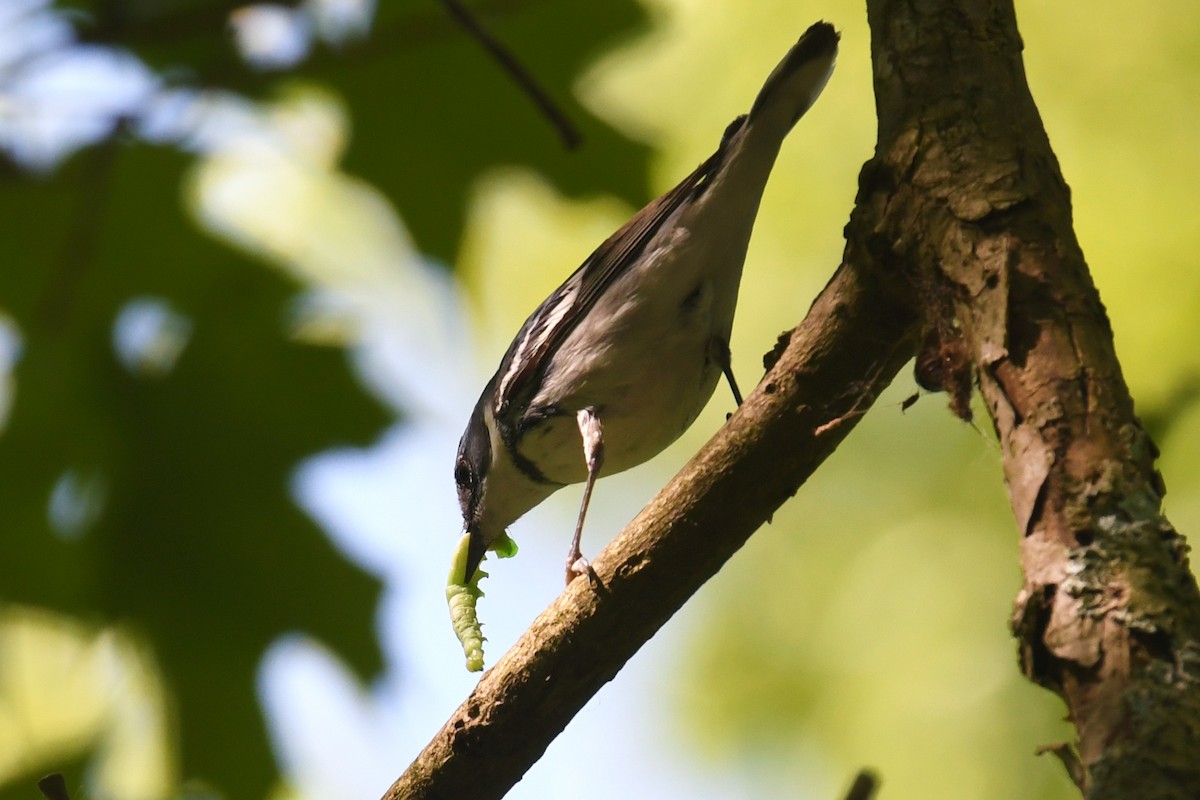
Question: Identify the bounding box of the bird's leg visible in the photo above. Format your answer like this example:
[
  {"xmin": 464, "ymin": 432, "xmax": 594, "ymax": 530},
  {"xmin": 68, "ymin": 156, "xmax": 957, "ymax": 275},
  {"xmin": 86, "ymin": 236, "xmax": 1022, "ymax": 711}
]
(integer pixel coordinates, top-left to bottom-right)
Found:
[
  {"xmin": 709, "ymin": 336, "xmax": 744, "ymax": 406},
  {"xmin": 567, "ymin": 407, "xmax": 604, "ymax": 584}
]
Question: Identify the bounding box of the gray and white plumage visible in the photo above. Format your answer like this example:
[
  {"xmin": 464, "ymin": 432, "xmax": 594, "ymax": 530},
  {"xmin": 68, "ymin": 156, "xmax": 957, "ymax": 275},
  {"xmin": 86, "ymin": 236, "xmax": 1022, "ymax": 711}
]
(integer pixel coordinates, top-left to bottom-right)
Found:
[{"xmin": 455, "ymin": 22, "xmax": 839, "ymax": 582}]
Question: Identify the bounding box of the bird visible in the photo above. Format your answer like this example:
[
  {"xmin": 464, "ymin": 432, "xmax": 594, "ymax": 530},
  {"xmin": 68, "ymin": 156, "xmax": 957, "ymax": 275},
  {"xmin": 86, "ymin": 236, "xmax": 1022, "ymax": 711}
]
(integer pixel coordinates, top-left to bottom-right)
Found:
[{"xmin": 453, "ymin": 21, "xmax": 839, "ymax": 589}]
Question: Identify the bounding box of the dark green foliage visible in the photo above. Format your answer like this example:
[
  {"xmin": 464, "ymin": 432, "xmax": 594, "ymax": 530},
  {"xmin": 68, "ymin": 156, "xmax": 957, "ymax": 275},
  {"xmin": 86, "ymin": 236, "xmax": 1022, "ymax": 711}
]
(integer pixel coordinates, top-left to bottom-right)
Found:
[{"xmin": 0, "ymin": 1, "xmax": 652, "ymax": 796}]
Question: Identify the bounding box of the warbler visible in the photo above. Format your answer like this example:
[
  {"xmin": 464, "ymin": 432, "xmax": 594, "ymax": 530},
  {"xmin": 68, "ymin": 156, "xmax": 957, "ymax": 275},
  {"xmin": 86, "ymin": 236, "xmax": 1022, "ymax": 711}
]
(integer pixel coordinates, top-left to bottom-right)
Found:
[{"xmin": 454, "ymin": 21, "xmax": 838, "ymax": 588}]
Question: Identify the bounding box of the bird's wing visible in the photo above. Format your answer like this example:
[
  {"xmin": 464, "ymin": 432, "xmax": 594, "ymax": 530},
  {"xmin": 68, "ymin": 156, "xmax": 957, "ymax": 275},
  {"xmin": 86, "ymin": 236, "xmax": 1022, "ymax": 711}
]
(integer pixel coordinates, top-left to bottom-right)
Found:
[{"xmin": 490, "ymin": 119, "xmax": 745, "ymax": 425}]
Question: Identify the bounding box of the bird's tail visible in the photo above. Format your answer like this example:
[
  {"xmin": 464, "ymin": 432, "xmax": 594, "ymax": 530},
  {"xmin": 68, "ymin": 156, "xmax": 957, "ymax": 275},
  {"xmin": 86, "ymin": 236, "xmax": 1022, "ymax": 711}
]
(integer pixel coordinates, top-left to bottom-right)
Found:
[{"xmin": 746, "ymin": 21, "xmax": 839, "ymax": 142}]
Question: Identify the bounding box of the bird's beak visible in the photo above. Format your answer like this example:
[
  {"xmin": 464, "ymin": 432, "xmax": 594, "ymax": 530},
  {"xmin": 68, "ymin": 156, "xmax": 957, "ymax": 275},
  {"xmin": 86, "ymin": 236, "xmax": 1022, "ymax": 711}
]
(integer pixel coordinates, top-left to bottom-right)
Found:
[{"xmin": 464, "ymin": 523, "xmax": 487, "ymax": 583}]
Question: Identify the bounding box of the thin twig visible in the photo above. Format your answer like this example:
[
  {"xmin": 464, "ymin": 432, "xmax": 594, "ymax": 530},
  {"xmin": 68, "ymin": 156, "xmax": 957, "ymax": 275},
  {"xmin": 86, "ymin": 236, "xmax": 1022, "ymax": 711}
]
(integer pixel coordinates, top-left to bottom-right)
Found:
[
  {"xmin": 813, "ymin": 360, "xmax": 891, "ymax": 436},
  {"xmin": 37, "ymin": 773, "xmax": 71, "ymax": 800},
  {"xmin": 35, "ymin": 119, "xmax": 125, "ymax": 334},
  {"xmin": 1035, "ymin": 742, "xmax": 1087, "ymax": 792},
  {"xmin": 439, "ymin": 0, "xmax": 583, "ymax": 150},
  {"xmin": 841, "ymin": 769, "xmax": 879, "ymax": 800}
]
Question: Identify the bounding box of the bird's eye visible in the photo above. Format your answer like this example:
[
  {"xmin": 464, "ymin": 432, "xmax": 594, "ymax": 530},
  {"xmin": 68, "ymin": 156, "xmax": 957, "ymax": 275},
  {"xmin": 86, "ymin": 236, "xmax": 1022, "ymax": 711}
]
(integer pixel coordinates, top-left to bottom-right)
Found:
[{"xmin": 454, "ymin": 461, "xmax": 471, "ymax": 485}]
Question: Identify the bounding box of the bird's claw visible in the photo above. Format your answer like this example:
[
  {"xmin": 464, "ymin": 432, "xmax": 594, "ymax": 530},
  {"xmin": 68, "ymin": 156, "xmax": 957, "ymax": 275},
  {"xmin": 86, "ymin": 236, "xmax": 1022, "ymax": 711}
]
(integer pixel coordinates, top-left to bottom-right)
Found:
[{"xmin": 566, "ymin": 554, "xmax": 596, "ymax": 587}]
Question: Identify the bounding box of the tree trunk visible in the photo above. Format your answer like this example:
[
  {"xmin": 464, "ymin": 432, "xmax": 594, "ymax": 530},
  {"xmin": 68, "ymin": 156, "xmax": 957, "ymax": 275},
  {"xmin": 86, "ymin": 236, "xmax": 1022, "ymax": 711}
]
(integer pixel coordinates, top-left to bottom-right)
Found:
[
  {"xmin": 386, "ymin": 1, "xmax": 1200, "ymax": 797},
  {"xmin": 862, "ymin": 1, "xmax": 1200, "ymax": 797}
]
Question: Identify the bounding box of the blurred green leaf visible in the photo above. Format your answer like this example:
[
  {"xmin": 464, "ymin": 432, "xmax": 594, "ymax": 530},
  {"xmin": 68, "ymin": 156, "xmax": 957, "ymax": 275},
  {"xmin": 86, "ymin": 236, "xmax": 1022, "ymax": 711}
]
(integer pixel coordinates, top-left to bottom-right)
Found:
[
  {"xmin": 323, "ymin": 0, "xmax": 654, "ymax": 260},
  {"xmin": 0, "ymin": 143, "xmax": 390, "ymax": 798},
  {"xmin": 0, "ymin": 0, "xmax": 653, "ymax": 796}
]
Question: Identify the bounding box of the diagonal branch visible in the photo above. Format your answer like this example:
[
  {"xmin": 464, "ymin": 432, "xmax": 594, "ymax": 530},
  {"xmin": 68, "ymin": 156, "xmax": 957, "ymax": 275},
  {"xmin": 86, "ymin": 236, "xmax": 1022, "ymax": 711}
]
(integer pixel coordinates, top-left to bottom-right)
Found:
[
  {"xmin": 386, "ymin": 218, "xmax": 919, "ymax": 799},
  {"xmin": 390, "ymin": 1, "xmax": 1200, "ymax": 797}
]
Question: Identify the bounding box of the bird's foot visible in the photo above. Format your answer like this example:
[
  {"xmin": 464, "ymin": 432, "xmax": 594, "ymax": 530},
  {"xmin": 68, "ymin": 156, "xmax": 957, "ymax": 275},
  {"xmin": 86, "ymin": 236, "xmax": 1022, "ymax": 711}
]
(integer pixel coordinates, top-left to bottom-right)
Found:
[{"xmin": 566, "ymin": 554, "xmax": 601, "ymax": 587}]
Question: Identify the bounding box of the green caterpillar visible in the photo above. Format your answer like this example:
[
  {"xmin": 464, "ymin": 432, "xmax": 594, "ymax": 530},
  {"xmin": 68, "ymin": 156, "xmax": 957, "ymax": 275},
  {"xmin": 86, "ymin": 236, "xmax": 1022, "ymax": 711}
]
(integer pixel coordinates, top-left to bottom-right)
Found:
[{"xmin": 446, "ymin": 532, "xmax": 518, "ymax": 672}]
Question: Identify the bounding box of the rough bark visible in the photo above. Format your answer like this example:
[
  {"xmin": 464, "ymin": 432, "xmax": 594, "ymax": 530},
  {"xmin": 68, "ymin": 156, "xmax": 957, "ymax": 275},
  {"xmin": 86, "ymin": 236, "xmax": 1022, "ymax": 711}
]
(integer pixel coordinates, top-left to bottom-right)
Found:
[
  {"xmin": 388, "ymin": 1, "xmax": 1200, "ymax": 797},
  {"xmin": 863, "ymin": 0, "xmax": 1200, "ymax": 797}
]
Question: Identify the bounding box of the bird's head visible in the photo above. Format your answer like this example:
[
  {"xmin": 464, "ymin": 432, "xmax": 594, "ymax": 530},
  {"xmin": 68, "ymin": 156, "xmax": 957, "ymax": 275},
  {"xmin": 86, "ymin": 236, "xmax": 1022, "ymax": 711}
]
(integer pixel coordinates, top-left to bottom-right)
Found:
[{"xmin": 454, "ymin": 401, "xmax": 493, "ymax": 582}]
